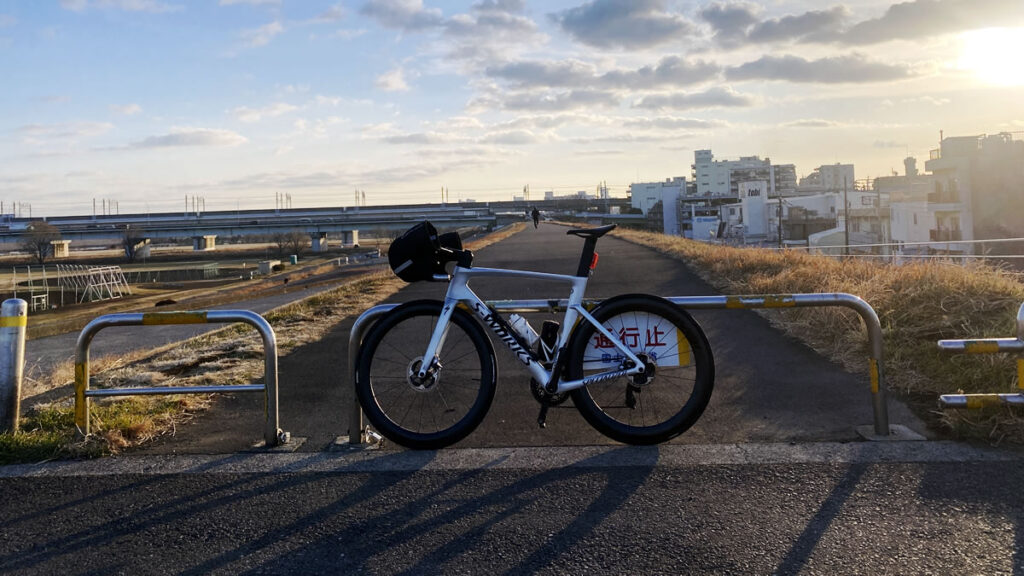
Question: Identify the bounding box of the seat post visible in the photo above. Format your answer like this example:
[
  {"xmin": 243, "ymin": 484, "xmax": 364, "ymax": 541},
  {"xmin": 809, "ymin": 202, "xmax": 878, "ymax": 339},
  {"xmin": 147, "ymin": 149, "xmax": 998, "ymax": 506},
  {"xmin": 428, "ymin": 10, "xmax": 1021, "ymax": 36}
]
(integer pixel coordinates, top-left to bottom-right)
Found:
[{"xmin": 576, "ymin": 237, "xmax": 599, "ymax": 277}]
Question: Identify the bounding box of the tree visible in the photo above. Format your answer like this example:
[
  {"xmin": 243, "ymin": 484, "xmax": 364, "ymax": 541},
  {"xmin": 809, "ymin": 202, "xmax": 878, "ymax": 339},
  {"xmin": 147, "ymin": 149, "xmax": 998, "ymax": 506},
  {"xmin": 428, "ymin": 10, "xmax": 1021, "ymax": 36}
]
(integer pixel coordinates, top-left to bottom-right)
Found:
[
  {"xmin": 284, "ymin": 229, "xmax": 308, "ymax": 256},
  {"xmin": 21, "ymin": 221, "xmax": 61, "ymax": 264},
  {"xmin": 272, "ymin": 230, "xmax": 308, "ymax": 258},
  {"xmin": 272, "ymin": 232, "xmax": 287, "ymax": 258},
  {"xmin": 122, "ymin": 225, "xmax": 148, "ymax": 263}
]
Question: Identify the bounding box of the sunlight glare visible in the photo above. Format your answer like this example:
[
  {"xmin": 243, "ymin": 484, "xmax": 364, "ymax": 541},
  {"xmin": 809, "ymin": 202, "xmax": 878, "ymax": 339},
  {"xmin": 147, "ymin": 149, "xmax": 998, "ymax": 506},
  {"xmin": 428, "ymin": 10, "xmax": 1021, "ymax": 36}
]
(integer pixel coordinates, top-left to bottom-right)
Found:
[{"xmin": 958, "ymin": 28, "xmax": 1024, "ymax": 86}]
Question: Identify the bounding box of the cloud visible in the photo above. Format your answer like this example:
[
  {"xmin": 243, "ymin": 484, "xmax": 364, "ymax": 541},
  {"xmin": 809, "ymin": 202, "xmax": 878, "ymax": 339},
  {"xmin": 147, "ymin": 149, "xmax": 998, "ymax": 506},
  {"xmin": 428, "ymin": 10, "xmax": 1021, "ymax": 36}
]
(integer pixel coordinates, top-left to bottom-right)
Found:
[
  {"xmin": 633, "ymin": 86, "xmax": 755, "ymax": 110},
  {"xmin": 511, "ymin": 113, "xmax": 610, "ymax": 129},
  {"xmin": 485, "ymin": 60, "xmax": 596, "ymax": 88},
  {"xmin": 901, "ymin": 96, "xmax": 951, "ymax": 106},
  {"xmin": 308, "ymin": 4, "xmax": 345, "ymax": 23},
  {"xmin": 486, "ymin": 56, "xmax": 720, "ymax": 90},
  {"xmin": 623, "ymin": 116, "xmax": 726, "ymax": 130},
  {"xmin": 550, "ymin": 0, "xmax": 696, "ymax": 50},
  {"xmin": 481, "ymin": 129, "xmax": 539, "ymax": 145},
  {"xmin": 874, "ymin": 140, "xmax": 906, "ymax": 149},
  {"xmin": 502, "ymin": 89, "xmax": 621, "ymax": 111},
  {"xmin": 381, "ymin": 132, "xmax": 455, "ymax": 145},
  {"xmin": 748, "ymin": 6, "xmax": 848, "ymax": 43},
  {"xmin": 129, "ymin": 128, "xmax": 247, "ymax": 148},
  {"xmin": 239, "ymin": 21, "xmax": 283, "ymax": 47},
  {"xmin": 700, "ymin": 2, "xmax": 848, "ymax": 46},
  {"xmin": 440, "ymin": 0, "xmax": 543, "ymax": 64},
  {"xmin": 360, "ymin": 0, "xmax": 444, "ymax": 31},
  {"xmin": 836, "ymin": 0, "xmax": 1024, "ymax": 45},
  {"xmin": 783, "ymin": 119, "xmax": 845, "ymax": 128},
  {"xmin": 110, "ymin": 103, "xmax": 142, "ymax": 115},
  {"xmin": 375, "ymin": 68, "xmax": 410, "ymax": 92},
  {"xmin": 231, "ymin": 102, "xmax": 298, "ymax": 123},
  {"xmin": 18, "ymin": 121, "xmax": 114, "ymax": 143},
  {"xmin": 599, "ymin": 56, "xmax": 721, "ymax": 89},
  {"xmin": 699, "ymin": 1, "xmax": 759, "ymax": 46},
  {"xmin": 447, "ymin": 0, "xmax": 535, "ymax": 37},
  {"xmin": 726, "ymin": 54, "xmax": 913, "ymax": 83},
  {"xmin": 0, "ymin": 14, "xmax": 16, "ymax": 27},
  {"xmin": 61, "ymin": 0, "xmax": 183, "ymax": 13}
]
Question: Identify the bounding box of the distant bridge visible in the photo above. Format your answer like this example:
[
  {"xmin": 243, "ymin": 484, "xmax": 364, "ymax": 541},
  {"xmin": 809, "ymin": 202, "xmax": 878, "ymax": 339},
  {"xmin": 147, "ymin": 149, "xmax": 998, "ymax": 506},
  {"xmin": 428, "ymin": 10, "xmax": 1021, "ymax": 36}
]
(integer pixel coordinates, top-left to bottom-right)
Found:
[{"xmin": 1, "ymin": 204, "xmax": 499, "ymax": 253}]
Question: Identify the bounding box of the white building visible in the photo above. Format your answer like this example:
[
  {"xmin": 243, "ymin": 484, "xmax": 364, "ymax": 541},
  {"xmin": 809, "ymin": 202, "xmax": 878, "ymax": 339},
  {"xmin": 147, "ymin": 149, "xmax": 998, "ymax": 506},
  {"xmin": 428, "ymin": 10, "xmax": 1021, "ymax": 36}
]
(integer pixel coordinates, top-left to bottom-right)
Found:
[
  {"xmin": 630, "ymin": 177, "xmax": 685, "ymax": 215},
  {"xmin": 629, "ymin": 177, "xmax": 686, "ymax": 235},
  {"xmin": 739, "ymin": 181, "xmax": 768, "ymax": 237},
  {"xmin": 691, "ymin": 149, "xmax": 797, "ymax": 198}
]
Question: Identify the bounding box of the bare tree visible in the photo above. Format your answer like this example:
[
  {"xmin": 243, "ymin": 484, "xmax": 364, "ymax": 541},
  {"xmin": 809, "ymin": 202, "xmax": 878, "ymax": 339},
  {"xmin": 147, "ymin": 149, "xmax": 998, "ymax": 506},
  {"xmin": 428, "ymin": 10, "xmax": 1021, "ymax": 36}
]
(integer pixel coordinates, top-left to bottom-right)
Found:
[
  {"xmin": 21, "ymin": 221, "xmax": 61, "ymax": 264},
  {"xmin": 122, "ymin": 225, "xmax": 148, "ymax": 263},
  {"xmin": 272, "ymin": 232, "xmax": 288, "ymax": 258},
  {"xmin": 284, "ymin": 230, "xmax": 308, "ymax": 256}
]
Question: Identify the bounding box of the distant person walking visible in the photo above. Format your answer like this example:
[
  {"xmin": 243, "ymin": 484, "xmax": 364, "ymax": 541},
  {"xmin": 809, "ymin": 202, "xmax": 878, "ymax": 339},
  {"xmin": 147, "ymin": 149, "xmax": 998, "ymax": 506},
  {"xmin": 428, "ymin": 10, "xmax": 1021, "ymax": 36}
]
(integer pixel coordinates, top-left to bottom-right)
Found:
[{"xmin": 531, "ymin": 206, "xmax": 540, "ymax": 228}]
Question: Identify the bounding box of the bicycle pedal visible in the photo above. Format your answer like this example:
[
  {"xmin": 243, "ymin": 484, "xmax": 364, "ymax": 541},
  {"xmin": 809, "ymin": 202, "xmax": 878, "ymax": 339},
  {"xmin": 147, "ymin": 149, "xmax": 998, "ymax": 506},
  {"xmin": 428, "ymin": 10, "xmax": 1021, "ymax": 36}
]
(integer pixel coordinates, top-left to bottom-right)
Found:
[{"xmin": 537, "ymin": 405, "xmax": 549, "ymax": 428}]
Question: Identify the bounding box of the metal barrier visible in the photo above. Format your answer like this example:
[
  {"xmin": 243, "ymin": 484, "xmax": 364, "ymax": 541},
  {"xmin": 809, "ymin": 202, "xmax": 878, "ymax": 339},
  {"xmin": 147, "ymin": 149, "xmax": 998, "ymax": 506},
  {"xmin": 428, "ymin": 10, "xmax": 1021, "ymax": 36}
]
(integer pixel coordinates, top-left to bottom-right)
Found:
[
  {"xmin": 74, "ymin": 310, "xmax": 287, "ymax": 447},
  {"xmin": 938, "ymin": 302, "xmax": 1024, "ymax": 409},
  {"xmin": 347, "ymin": 292, "xmax": 892, "ymax": 445}
]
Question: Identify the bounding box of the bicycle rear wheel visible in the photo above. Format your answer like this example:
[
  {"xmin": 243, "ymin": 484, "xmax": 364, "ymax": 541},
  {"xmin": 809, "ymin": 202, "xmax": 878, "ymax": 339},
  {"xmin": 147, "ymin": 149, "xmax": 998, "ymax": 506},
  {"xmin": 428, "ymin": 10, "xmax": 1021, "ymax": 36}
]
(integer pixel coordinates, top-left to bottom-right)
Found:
[
  {"xmin": 567, "ymin": 294, "xmax": 714, "ymax": 445},
  {"xmin": 356, "ymin": 300, "xmax": 497, "ymax": 449}
]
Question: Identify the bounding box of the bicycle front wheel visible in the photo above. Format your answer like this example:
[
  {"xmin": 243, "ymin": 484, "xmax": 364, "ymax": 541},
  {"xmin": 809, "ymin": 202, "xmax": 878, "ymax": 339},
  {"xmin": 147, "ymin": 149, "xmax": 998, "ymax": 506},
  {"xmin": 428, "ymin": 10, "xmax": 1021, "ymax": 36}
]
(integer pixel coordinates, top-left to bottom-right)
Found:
[
  {"xmin": 356, "ymin": 300, "xmax": 497, "ymax": 449},
  {"xmin": 567, "ymin": 294, "xmax": 714, "ymax": 445}
]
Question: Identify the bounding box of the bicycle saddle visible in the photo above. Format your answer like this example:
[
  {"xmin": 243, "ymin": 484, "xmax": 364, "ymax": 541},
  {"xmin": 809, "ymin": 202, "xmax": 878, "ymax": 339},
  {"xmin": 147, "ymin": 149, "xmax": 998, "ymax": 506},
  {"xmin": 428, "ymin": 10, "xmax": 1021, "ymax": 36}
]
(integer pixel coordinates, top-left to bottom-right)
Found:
[{"xmin": 566, "ymin": 224, "xmax": 616, "ymax": 238}]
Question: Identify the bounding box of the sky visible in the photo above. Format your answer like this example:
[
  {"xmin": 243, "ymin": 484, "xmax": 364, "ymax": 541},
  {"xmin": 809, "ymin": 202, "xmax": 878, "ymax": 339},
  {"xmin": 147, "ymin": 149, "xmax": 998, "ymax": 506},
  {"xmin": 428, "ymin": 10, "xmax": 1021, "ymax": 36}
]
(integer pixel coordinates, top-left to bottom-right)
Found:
[{"xmin": 0, "ymin": 0, "xmax": 1022, "ymax": 217}]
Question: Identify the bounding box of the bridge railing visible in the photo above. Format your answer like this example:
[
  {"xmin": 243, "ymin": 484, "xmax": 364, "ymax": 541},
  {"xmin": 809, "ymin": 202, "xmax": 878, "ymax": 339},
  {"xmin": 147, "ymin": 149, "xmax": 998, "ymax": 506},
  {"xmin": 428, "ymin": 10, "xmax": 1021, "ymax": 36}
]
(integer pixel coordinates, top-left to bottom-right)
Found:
[
  {"xmin": 347, "ymin": 292, "xmax": 896, "ymax": 446},
  {"xmin": 937, "ymin": 302, "xmax": 1024, "ymax": 409},
  {"xmin": 74, "ymin": 310, "xmax": 288, "ymax": 447}
]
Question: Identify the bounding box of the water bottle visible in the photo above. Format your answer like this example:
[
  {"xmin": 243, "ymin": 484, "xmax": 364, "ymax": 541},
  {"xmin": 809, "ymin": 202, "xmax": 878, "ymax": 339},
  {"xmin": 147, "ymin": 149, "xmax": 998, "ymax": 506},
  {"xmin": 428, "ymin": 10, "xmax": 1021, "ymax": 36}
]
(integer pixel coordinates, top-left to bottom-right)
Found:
[{"xmin": 508, "ymin": 314, "xmax": 539, "ymax": 347}]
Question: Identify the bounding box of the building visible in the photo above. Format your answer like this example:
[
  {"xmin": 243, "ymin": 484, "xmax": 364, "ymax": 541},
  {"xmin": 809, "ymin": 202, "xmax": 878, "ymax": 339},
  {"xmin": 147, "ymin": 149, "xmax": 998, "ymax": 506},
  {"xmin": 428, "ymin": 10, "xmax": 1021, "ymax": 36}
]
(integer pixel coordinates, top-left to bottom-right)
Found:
[
  {"xmin": 739, "ymin": 181, "xmax": 769, "ymax": 238},
  {"xmin": 925, "ymin": 132, "xmax": 1024, "ymax": 255},
  {"xmin": 691, "ymin": 149, "xmax": 797, "ymax": 198},
  {"xmin": 629, "ymin": 177, "xmax": 685, "ymax": 235},
  {"xmin": 799, "ymin": 163, "xmax": 855, "ymax": 191}
]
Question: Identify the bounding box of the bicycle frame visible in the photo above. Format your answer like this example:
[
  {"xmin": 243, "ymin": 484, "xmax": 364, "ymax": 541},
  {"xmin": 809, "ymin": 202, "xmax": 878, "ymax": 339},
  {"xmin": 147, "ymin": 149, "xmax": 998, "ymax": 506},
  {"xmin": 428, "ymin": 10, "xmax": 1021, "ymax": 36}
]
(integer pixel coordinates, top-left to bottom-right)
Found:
[{"xmin": 416, "ymin": 265, "xmax": 646, "ymax": 394}]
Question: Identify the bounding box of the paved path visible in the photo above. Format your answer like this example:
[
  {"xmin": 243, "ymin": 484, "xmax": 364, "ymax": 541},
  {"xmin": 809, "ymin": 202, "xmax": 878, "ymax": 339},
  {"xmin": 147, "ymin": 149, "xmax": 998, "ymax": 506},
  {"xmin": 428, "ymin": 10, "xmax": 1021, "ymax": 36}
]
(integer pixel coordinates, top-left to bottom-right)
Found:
[{"xmin": 2, "ymin": 442, "xmax": 1023, "ymax": 574}]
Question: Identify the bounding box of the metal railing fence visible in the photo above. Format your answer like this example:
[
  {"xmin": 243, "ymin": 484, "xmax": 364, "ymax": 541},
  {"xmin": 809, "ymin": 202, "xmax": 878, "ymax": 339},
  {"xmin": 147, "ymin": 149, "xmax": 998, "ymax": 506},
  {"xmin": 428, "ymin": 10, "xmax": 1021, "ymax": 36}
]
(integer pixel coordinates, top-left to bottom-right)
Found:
[
  {"xmin": 347, "ymin": 292, "xmax": 891, "ymax": 445},
  {"xmin": 938, "ymin": 302, "xmax": 1024, "ymax": 409},
  {"xmin": 74, "ymin": 309, "xmax": 287, "ymax": 447}
]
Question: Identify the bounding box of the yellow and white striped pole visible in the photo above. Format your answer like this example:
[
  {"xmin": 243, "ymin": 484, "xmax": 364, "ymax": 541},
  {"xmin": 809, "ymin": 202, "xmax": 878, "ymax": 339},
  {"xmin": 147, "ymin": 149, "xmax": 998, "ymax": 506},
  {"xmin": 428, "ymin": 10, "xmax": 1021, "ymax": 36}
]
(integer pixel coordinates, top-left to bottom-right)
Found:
[{"xmin": 0, "ymin": 299, "xmax": 27, "ymax": 433}]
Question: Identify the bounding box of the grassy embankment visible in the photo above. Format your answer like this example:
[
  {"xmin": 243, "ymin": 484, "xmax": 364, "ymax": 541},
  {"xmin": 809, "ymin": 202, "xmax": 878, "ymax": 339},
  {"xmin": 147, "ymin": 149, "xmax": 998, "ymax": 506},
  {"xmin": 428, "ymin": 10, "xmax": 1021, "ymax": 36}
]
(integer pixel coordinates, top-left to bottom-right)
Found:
[
  {"xmin": 614, "ymin": 229, "xmax": 1024, "ymax": 442},
  {"xmin": 0, "ymin": 223, "xmax": 525, "ymax": 464}
]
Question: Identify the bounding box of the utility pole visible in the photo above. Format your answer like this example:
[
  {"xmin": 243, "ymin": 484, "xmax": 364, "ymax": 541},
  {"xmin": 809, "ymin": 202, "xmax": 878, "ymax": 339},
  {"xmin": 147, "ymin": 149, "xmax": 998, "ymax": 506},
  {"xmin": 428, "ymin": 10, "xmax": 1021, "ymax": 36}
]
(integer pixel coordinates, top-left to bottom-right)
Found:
[
  {"xmin": 843, "ymin": 176, "xmax": 850, "ymax": 257},
  {"xmin": 777, "ymin": 198, "xmax": 783, "ymax": 248}
]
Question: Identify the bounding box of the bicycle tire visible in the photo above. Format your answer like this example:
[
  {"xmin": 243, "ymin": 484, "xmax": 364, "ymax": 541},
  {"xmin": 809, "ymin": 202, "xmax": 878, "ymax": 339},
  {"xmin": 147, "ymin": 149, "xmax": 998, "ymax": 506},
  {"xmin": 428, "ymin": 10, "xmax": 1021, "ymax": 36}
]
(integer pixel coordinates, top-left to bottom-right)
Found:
[
  {"xmin": 566, "ymin": 294, "xmax": 714, "ymax": 445},
  {"xmin": 356, "ymin": 300, "xmax": 497, "ymax": 449}
]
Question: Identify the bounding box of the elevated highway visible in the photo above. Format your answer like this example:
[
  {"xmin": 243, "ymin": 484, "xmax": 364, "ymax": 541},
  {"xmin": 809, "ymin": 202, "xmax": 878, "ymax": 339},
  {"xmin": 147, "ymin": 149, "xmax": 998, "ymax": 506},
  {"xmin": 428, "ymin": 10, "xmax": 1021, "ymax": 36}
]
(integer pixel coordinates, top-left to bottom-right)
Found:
[{"xmin": 0, "ymin": 204, "xmax": 498, "ymax": 250}]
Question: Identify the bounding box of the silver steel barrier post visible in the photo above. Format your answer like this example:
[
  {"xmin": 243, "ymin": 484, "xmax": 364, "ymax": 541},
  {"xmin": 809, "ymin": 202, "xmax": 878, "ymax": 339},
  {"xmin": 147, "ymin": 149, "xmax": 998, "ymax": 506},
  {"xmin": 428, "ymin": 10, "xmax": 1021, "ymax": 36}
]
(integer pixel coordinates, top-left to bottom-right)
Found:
[
  {"xmin": 938, "ymin": 302, "xmax": 1024, "ymax": 408},
  {"xmin": 74, "ymin": 310, "xmax": 285, "ymax": 447},
  {"xmin": 0, "ymin": 299, "xmax": 27, "ymax": 433},
  {"xmin": 348, "ymin": 292, "xmax": 900, "ymax": 446},
  {"xmin": 347, "ymin": 304, "xmax": 397, "ymax": 445}
]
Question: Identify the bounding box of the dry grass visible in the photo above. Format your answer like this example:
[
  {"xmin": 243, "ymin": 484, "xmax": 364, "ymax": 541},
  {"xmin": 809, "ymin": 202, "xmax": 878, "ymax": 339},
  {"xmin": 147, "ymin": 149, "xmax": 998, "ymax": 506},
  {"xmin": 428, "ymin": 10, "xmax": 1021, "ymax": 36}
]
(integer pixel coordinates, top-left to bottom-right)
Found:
[
  {"xmin": 615, "ymin": 229, "xmax": 1024, "ymax": 443},
  {"xmin": 1, "ymin": 223, "xmax": 525, "ymax": 462}
]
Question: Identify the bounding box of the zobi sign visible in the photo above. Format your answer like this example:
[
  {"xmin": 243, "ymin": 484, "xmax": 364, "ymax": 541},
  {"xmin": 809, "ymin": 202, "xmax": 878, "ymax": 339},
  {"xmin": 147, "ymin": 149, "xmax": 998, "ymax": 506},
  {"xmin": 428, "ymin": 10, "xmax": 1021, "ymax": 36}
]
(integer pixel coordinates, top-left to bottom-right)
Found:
[{"xmin": 583, "ymin": 312, "xmax": 691, "ymax": 369}]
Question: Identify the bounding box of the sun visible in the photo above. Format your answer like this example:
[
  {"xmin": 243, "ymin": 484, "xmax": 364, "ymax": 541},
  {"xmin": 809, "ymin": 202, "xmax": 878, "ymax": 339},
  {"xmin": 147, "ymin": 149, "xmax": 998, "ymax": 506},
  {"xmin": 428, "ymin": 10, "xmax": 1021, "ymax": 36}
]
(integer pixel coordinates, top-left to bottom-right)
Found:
[{"xmin": 958, "ymin": 28, "xmax": 1024, "ymax": 86}]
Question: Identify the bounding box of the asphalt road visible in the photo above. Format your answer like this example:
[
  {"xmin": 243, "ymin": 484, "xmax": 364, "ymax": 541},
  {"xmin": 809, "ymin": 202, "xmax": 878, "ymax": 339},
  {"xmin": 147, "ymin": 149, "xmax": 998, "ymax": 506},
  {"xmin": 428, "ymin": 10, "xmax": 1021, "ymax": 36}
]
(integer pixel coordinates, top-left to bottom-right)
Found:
[
  {"xmin": 2, "ymin": 444, "xmax": 1024, "ymax": 574},
  {"xmin": 6, "ymin": 223, "xmax": 1023, "ymax": 575}
]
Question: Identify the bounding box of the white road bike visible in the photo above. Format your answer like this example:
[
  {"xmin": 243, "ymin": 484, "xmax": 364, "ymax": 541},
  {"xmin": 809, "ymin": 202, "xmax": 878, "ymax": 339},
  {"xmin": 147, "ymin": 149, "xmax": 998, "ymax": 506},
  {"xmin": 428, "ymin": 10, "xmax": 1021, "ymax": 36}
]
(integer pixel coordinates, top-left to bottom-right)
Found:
[{"xmin": 355, "ymin": 222, "xmax": 715, "ymax": 449}]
